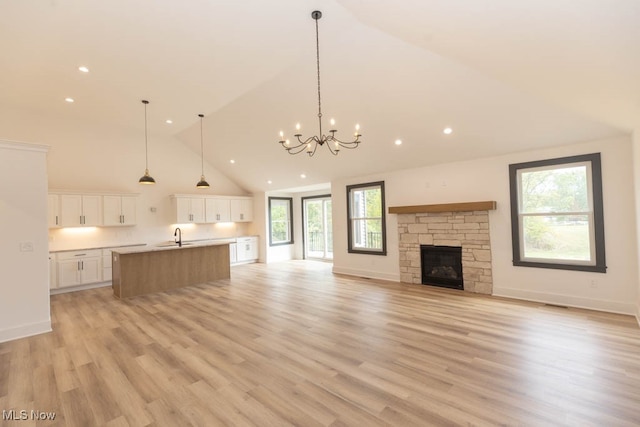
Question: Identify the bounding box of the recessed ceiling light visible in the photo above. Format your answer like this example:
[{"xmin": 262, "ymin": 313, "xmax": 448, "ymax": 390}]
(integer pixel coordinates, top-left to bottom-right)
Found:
[
  {"xmin": 230, "ymin": 159, "xmax": 235, "ymax": 164},
  {"xmin": 267, "ymin": 180, "xmax": 273, "ymax": 184},
  {"xmin": 165, "ymin": 119, "xmax": 173, "ymax": 124},
  {"xmin": 300, "ymin": 174, "xmax": 306, "ymax": 179},
  {"xmin": 65, "ymin": 97, "xmax": 74, "ymax": 103},
  {"xmin": 395, "ymin": 139, "xmax": 403, "ymax": 145},
  {"xmin": 443, "ymin": 127, "xmax": 453, "ymax": 135},
  {"xmin": 78, "ymin": 66, "xmax": 89, "ymax": 73}
]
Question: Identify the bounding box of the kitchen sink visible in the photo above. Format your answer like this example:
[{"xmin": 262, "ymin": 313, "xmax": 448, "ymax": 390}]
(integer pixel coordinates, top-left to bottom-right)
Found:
[{"xmin": 155, "ymin": 242, "xmax": 196, "ymax": 248}]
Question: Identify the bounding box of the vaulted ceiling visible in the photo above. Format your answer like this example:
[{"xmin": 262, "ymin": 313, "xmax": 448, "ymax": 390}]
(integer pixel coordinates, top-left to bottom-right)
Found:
[{"xmin": 2, "ymin": 0, "xmax": 639, "ymax": 192}]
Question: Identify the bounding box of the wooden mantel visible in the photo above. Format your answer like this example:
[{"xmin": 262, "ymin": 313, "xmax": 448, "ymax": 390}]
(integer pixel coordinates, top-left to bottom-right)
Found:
[{"xmin": 388, "ymin": 201, "xmax": 497, "ymax": 214}]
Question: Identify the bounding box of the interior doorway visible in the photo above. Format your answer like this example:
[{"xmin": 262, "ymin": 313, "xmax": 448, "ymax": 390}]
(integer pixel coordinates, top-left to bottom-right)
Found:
[{"xmin": 302, "ymin": 195, "xmax": 333, "ymax": 260}]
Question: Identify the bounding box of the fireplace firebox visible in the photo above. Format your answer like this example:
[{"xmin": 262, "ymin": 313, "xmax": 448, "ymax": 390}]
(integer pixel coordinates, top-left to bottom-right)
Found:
[{"xmin": 420, "ymin": 245, "xmax": 463, "ymax": 290}]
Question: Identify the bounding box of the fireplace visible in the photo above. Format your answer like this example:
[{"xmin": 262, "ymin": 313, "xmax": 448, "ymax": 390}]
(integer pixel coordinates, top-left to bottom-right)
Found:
[{"xmin": 421, "ymin": 245, "xmax": 463, "ymax": 290}]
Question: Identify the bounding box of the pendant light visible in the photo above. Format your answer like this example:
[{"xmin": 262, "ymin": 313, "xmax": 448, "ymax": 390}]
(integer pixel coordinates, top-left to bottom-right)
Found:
[
  {"xmin": 196, "ymin": 113, "xmax": 210, "ymax": 189},
  {"xmin": 139, "ymin": 100, "xmax": 156, "ymax": 184}
]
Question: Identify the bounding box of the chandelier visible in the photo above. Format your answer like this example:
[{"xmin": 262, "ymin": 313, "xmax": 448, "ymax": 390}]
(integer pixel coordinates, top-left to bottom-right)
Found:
[{"xmin": 278, "ymin": 10, "xmax": 362, "ymax": 156}]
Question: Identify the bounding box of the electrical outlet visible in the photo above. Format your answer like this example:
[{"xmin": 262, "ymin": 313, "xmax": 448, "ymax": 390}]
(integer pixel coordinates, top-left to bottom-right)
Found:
[
  {"xmin": 20, "ymin": 241, "xmax": 34, "ymax": 252},
  {"xmin": 590, "ymin": 280, "xmax": 598, "ymax": 288}
]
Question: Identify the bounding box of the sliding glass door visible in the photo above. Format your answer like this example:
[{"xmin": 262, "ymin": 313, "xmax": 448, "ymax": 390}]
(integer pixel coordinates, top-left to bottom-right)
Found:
[{"xmin": 303, "ymin": 196, "xmax": 332, "ymax": 260}]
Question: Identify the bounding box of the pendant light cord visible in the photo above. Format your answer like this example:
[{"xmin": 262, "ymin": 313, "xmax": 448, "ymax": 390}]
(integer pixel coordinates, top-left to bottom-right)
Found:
[
  {"xmin": 143, "ymin": 100, "xmax": 149, "ymax": 170},
  {"xmin": 199, "ymin": 114, "xmax": 205, "ymax": 175}
]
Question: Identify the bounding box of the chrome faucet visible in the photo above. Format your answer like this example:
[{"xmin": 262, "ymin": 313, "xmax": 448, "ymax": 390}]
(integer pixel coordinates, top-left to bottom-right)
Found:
[{"xmin": 174, "ymin": 227, "xmax": 182, "ymax": 247}]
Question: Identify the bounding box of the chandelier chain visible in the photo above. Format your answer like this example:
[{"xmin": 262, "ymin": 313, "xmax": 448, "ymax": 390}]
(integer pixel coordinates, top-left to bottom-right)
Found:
[{"xmin": 316, "ymin": 16, "xmax": 323, "ymax": 138}]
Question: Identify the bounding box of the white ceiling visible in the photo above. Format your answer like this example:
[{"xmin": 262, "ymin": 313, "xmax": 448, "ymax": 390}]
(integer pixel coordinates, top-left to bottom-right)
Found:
[{"xmin": 2, "ymin": 0, "xmax": 638, "ymax": 193}]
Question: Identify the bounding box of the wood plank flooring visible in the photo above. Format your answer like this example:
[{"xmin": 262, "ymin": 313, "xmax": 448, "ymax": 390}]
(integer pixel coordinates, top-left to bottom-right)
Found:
[{"xmin": 1, "ymin": 260, "xmax": 640, "ymax": 426}]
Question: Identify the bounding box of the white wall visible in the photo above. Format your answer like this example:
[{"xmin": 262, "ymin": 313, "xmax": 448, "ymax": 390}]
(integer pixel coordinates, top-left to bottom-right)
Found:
[
  {"xmin": 333, "ymin": 135, "xmax": 639, "ymax": 315},
  {"xmin": 633, "ymin": 128, "xmax": 640, "ymax": 324},
  {"xmin": 0, "ymin": 140, "xmax": 51, "ymax": 342},
  {"xmin": 0, "ymin": 107, "xmax": 254, "ymax": 252}
]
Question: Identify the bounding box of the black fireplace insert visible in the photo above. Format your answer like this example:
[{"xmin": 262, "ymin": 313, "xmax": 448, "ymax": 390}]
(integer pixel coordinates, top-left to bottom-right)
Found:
[{"xmin": 420, "ymin": 245, "xmax": 463, "ymax": 290}]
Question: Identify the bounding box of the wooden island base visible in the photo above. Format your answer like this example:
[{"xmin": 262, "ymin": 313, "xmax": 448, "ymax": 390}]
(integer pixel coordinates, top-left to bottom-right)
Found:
[{"xmin": 112, "ymin": 243, "xmax": 230, "ymax": 298}]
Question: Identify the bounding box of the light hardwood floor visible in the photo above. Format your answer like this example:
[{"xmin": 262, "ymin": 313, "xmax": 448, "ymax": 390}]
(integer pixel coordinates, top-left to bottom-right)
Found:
[{"xmin": 1, "ymin": 260, "xmax": 640, "ymax": 426}]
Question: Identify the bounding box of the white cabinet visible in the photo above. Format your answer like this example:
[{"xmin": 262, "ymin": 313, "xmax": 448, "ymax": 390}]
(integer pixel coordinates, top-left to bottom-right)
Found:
[
  {"xmin": 48, "ymin": 194, "xmax": 60, "ymax": 228},
  {"xmin": 174, "ymin": 197, "xmax": 206, "ymax": 224},
  {"xmin": 229, "ymin": 242, "xmax": 237, "ymax": 264},
  {"xmin": 102, "ymin": 249, "xmax": 112, "ymax": 281},
  {"xmin": 103, "ymin": 195, "xmax": 137, "ymax": 226},
  {"xmin": 236, "ymin": 236, "xmax": 258, "ymax": 263},
  {"xmin": 206, "ymin": 197, "xmax": 231, "ymax": 223},
  {"xmin": 59, "ymin": 194, "xmax": 102, "ymax": 227},
  {"xmin": 102, "ymin": 245, "xmax": 145, "ymax": 281},
  {"xmin": 56, "ymin": 249, "xmax": 102, "ymax": 288},
  {"xmin": 230, "ymin": 198, "xmax": 253, "ymax": 222},
  {"xmin": 49, "ymin": 254, "xmax": 58, "ymax": 289}
]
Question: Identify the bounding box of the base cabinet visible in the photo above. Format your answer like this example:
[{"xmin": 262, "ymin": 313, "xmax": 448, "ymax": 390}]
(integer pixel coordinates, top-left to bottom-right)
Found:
[
  {"xmin": 55, "ymin": 250, "xmax": 102, "ymax": 288},
  {"xmin": 236, "ymin": 236, "xmax": 258, "ymax": 263},
  {"xmin": 229, "ymin": 243, "xmax": 237, "ymax": 264}
]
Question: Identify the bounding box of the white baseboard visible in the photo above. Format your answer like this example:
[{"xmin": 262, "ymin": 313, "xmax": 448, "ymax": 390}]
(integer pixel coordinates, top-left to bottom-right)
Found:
[
  {"xmin": 50, "ymin": 281, "xmax": 111, "ymax": 295},
  {"xmin": 0, "ymin": 320, "xmax": 51, "ymax": 344},
  {"xmin": 494, "ymin": 287, "xmax": 636, "ymax": 316},
  {"xmin": 332, "ymin": 266, "xmax": 400, "ymax": 282}
]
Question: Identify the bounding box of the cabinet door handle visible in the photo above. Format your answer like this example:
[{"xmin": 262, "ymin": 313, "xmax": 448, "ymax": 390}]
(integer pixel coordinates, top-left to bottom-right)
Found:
[
  {"xmin": 240, "ymin": 213, "xmax": 244, "ymax": 220},
  {"xmin": 55, "ymin": 216, "xmax": 59, "ymax": 225}
]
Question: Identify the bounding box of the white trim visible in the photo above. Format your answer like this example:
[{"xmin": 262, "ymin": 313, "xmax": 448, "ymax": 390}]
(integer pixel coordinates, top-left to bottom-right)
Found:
[
  {"xmin": 0, "ymin": 320, "xmax": 52, "ymax": 343},
  {"xmin": 50, "ymin": 281, "xmax": 111, "ymax": 295},
  {"xmin": 0, "ymin": 139, "xmax": 49, "ymax": 153},
  {"xmin": 494, "ymin": 287, "xmax": 636, "ymax": 316},
  {"xmin": 332, "ymin": 266, "xmax": 400, "ymax": 282}
]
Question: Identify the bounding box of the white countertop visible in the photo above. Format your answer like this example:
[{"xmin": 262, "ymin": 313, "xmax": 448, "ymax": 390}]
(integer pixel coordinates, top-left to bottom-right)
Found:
[{"xmin": 113, "ymin": 239, "xmax": 234, "ymax": 254}]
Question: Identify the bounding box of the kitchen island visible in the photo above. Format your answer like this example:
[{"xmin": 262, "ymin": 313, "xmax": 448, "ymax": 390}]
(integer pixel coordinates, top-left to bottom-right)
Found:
[{"xmin": 111, "ymin": 242, "xmax": 230, "ymax": 298}]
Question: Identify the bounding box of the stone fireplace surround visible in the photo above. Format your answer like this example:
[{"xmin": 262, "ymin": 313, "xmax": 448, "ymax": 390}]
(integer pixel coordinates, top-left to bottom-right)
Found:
[{"xmin": 390, "ymin": 201, "xmax": 496, "ymax": 294}]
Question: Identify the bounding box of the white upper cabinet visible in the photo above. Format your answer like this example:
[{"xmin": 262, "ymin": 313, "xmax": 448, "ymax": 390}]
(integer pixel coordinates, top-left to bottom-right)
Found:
[
  {"xmin": 173, "ymin": 194, "xmax": 253, "ymax": 224},
  {"xmin": 50, "ymin": 191, "xmax": 137, "ymax": 228},
  {"xmin": 48, "ymin": 194, "xmax": 60, "ymax": 228},
  {"xmin": 174, "ymin": 196, "xmax": 206, "ymax": 224},
  {"xmin": 59, "ymin": 194, "xmax": 102, "ymax": 227},
  {"xmin": 103, "ymin": 195, "xmax": 137, "ymax": 226},
  {"xmin": 230, "ymin": 198, "xmax": 253, "ymax": 222},
  {"xmin": 205, "ymin": 197, "xmax": 231, "ymax": 223}
]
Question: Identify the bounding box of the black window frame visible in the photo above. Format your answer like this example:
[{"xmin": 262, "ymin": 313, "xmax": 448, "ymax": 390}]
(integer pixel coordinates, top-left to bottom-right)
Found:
[
  {"xmin": 508, "ymin": 153, "xmax": 606, "ymax": 273},
  {"xmin": 268, "ymin": 196, "xmax": 294, "ymax": 246},
  {"xmin": 347, "ymin": 181, "xmax": 387, "ymax": 256}
]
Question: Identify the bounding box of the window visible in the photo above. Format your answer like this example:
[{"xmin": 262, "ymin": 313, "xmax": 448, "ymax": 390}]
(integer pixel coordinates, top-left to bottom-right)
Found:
[
  {"xmin": 509, "ymin": 153, "xmax": 606, "ymax": 272},
  {"xmin": 347, "ymin": 181, "xmax": 387, "ymax": 255},
  {"xmin": 269, "ymin": 197, "xmax": 293, "ymax": 246}
]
